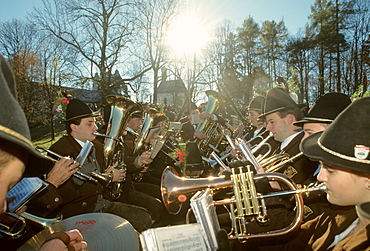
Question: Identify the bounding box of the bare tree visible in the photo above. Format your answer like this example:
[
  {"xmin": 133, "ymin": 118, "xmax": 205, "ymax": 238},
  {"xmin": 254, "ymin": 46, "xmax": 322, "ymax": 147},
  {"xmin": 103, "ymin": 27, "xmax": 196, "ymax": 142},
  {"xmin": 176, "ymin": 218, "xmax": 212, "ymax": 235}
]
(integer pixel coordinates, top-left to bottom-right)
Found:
[
  {"xmin": 0, "ymin": 19, "xmax": 46, "ymax": 122},
  {"xmin": 32, "ymin": 0, "xmax": 151, "ymax": 102},
  {"xmin": 134, "ymin": 0, "xmax": 182, "ymax": 104}
]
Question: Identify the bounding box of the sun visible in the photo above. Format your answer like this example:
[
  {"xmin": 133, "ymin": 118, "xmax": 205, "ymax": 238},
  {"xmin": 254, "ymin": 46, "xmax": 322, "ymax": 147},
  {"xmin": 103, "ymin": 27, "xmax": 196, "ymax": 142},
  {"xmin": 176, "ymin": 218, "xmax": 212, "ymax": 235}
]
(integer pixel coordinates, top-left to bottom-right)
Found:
[{"xmin": 166, "ymin": 13, "xmax": 211, "ymax": 57}]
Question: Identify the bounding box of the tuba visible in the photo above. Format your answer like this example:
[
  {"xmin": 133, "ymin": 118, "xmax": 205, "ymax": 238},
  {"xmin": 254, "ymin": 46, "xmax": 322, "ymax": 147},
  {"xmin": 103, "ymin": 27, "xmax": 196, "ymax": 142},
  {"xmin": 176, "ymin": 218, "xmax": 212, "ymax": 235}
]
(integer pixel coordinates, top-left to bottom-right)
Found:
[
  {"xmin": 161, "ymin": 166, "xmax": 326, "ymax": 240},
  {"xmin": 102, "ymin": 95, "xmax": 141, "ymax": 200},
  {"xmin": 195, "ymin": 90, "xmax": 230, "ymax": 157}
]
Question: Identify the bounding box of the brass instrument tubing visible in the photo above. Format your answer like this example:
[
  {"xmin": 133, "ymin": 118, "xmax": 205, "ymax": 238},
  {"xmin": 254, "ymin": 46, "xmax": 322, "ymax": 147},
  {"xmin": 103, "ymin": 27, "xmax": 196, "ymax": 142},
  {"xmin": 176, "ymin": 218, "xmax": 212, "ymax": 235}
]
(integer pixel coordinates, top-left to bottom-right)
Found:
[
  {"xmin": 210, "ymin": 151, "xmax": 231, "ymax": 172},
  {"xmin": 238, "ymin": 141, "xmax": 260, "ymax": 172},
  {"xmin": 265, "ymin": 152, "xmax": 304, "ymax": 173},
  {"xmin": 35, "ymin": 146, "xmax": 98, "ymax": 183}
]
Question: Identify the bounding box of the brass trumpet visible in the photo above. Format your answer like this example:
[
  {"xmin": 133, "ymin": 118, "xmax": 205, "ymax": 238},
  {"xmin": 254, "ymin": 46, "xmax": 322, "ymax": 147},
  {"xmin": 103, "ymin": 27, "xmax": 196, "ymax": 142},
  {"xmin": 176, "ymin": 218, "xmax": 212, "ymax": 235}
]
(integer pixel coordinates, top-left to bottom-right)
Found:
[
  {"xmin": 35, "ymin": 146, "xmax": 112, "ymax": 184},
  {"xmin": 0, "ymin": 212, "xmax": 58, "ymax": 239}
]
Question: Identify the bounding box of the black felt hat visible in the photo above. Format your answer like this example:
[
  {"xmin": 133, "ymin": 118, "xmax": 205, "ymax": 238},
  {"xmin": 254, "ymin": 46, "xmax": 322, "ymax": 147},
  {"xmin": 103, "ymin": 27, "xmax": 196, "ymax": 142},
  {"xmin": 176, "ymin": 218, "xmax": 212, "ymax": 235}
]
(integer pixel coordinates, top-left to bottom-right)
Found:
[
  {"xmin": 0, "ymin": 55, "xmax": 54, "ymax": 176},
  {"xmin": 65, "ymin": 99, "xmax": 99, "ymax": 122},
  {"xmin": 248, "ymin": 96, "xmax": 265, "ymax": 112},
  {"xmin": 260, "ymin": 88, "xmax": 303, "ymax": 118},
  {"xmin": 294, "ymin": 93, "xmax": 351, "ymax": 127},
  {"xmin": 300, "ymin": 97, "xmax": 370, "ymax": 174},
  {"xmin": 186, "ymin": 141, "xmax": 204, "ymax": 170},
  {"xmin": 130, "ymin": 111, "xmax": 144, "ymax": 119}
]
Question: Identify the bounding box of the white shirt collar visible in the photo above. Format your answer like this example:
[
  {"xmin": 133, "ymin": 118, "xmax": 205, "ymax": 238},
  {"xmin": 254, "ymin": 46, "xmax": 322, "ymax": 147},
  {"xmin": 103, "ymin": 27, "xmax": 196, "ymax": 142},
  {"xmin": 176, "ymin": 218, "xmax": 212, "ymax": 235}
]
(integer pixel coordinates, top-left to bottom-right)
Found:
[
  {"xmin": 74, "ymin": 137, "xmax": 86, "ymax": 148},
  {"xmin": 280, "ymin": 131, "xmax": 301, "ymax": 151}
]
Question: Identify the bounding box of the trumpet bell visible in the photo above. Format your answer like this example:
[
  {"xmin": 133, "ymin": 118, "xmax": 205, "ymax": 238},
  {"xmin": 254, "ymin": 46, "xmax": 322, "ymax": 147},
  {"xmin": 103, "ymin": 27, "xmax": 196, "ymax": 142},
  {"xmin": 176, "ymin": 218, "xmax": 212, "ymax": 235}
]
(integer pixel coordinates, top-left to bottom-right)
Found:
[{"xmin": 161, "ymin": 166, "xmax": 232, "ymax": 215}]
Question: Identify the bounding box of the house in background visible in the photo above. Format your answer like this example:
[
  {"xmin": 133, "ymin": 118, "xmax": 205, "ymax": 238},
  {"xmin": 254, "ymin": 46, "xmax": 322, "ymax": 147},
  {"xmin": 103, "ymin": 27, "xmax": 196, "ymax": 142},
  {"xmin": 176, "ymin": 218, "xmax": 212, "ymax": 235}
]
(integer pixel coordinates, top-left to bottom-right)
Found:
[{"xmin": 157, "ymin": 67, "xmax": 187, "ymax": 107}]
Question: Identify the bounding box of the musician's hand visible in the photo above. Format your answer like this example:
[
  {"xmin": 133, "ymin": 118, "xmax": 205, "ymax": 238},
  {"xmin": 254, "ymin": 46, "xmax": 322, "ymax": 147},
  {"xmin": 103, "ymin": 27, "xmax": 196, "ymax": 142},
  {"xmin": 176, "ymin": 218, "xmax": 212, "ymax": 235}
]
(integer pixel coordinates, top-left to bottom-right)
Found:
[
  {"xmin": 140, "ymin": 165, "xmax": 149, "ymax": 173},
  {"xmin": 194, "ymin": 131, "xmax": 208, "ymax": 140},
  {"xmin": 14, "ymin": 205, "xmax": 27, "ymax": 215},
  {"xmin": 257, "ymin": 167, "xmax": 265, "ymax": 174},
  {"xmin": 39, "ymin": 229, "xmax": 87, "ymax": 251},
  {"xmin": 106, "ymin": 166, "xmax": 126, "ymax": 182},
  {"xmin": 230, "ymin": 149, "xmax": 240, "ymax": 159},
  {"xmin": 256, "ymin": 168, "xmax": 281, "ymax": 190},
  {"xmin": 46, "ymin": 157, "xmax": 79, "ymax": 188},
  {"xmin": 199, "ymin": 112, "xmax": 213, "ymax": 120},
  {"xmin": 138, "ymin": 151, "xmax": 153, "ymax": 166}
]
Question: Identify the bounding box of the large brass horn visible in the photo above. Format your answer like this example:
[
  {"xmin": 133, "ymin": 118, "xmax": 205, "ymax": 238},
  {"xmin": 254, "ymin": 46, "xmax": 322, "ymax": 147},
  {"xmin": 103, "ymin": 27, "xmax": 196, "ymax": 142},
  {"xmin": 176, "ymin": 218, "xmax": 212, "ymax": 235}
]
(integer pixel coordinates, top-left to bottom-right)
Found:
[
  {"xmin": 195, "ymin": 90, "xmax": 230, "ymax": 157},
  {"xmin": 161, "ymin": 166, "xmax": 326, "ymax": 240},
  {"xmin": 102, "ymin": 95, "xmax": 141, "ymax": 200}
]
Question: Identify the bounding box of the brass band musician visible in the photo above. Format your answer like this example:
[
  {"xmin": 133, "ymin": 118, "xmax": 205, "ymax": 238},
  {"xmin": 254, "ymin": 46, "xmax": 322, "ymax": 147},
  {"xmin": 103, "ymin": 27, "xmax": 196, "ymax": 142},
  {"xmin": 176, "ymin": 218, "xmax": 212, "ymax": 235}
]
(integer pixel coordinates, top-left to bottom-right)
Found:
[
  {"xmin": 27, "ymin": 99, "xmax": 153, "ymax": 233},
  {"xmin": 0, "ymin": 54, "xmax": 86, "ymax": 250}
]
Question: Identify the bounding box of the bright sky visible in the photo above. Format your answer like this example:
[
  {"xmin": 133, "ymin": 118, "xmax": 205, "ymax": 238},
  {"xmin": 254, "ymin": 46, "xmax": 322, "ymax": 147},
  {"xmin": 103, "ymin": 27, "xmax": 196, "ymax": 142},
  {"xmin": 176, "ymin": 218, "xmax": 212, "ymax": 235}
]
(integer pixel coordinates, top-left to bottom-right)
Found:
[{"xmin": 0, "ymin": 0, "xmax": 315, "ymax": 35}]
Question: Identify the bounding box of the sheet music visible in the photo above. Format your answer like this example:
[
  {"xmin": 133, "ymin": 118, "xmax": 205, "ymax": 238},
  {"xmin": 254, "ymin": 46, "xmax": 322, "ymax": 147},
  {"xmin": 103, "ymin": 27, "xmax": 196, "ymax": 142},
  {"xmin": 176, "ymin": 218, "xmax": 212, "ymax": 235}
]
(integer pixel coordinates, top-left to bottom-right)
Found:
[
  {"xmin": 150, "ymin": 140, "xmax": 164, "ymax": 159},
  {"xmin": 6, "ymin": 177, "xmax": 48, "ymax": 212},
  {"xmin": 190, "ymin": 188, "xmax": 220, "ymax": 251},
  {"xmin": 191, "ymin": 114, "xmax": 204, "ymax": 125},
  {"xmin": 75, "ymin": 140, "xmax": 93, "ymax": 166},
  {"xmin": 168, "ymin": 122, "xmax": 183, "ymax": 134},
  {"xmin": 140, "ymin": 224, "xmax": 207, "ymax": 251}
]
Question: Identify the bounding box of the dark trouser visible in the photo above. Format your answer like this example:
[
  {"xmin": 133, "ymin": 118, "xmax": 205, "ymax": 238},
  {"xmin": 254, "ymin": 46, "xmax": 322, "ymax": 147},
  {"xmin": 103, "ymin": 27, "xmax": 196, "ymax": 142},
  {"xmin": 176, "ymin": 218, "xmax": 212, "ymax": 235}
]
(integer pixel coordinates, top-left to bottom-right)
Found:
[
  {"xmin": 118, "ymin": 187, "xmax": 163, "ymax": 222},
  {"xmin": 133, "ymin": 182, "xmax": 161, "ymax": 200},
  {"xmin": 101, "ymin": 201, "xmax": 152, "ymax": 233}
]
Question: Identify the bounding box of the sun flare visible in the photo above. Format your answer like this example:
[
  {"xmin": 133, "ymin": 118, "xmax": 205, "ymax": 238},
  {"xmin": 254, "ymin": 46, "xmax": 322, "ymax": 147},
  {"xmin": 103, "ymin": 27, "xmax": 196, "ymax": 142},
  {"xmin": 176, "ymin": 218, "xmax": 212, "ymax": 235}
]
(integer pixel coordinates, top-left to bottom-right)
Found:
[{"xmin": 166, "ymin": 13, "xmax": 211, "ymax": 57}]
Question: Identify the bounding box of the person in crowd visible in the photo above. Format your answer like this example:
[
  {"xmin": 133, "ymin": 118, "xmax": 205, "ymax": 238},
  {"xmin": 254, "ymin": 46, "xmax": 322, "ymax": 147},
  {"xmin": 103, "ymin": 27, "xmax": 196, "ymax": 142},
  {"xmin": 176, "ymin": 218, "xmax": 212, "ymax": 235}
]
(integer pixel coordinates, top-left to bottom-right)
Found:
[
  {"xmin": 0, "ymin": 54, "xmax": 86, "ymax": 250},
  {"xmin": 231, "ymin": 95, "xmax": 279, "ymax": 160},
  {"xmin": 294, "ymin": 92, "xmax": 351, "ymax": 142},
  {"xmin": 227, "ymin": 88, "xmax": 320, "ymax": 239},
  {"xmin": 234, "ymin": 96, "xmax": 266, "ymax": 140},
  {"xmin": 118, "ymin": 111, "xmax": 163, "ymax": 224},
  {"xmin": 27, "ymin": 99, "xmax": 152, "ymax": 233},
  {"xmin": 256, "ymin": 96, "xmax": 370, "ymax": 251},
  {"xmin": 258, "ymin": 87, "xmax": 318, "ymax": 186},
  {"xmin": 294, "ymin": 92, "xmax": 352, "ymax": 178},
  {"xmin": 180, "ymin": 101, "xmax": 228, "ymax": 142}
]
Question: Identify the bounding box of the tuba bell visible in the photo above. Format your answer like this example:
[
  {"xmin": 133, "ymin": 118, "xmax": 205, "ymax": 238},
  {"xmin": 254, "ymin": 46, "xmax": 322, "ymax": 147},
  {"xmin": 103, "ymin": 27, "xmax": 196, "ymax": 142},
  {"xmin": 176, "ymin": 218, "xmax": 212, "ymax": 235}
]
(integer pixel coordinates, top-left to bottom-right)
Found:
[
  {"xmin": 195, "ymin": 90, "xmax": 230, "ymax": 157},
  {"xmin": 102, "ymin": 95, "xmax": 141, "ymax": 200},
  {"xmin": 161, "ymin": 166, "xmax": 326, "ymax": 240}
]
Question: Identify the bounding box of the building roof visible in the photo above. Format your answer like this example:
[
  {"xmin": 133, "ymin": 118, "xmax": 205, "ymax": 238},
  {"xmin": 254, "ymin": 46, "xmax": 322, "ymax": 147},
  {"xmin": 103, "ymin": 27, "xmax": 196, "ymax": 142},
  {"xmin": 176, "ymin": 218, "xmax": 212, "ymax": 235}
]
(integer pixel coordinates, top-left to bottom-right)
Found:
[
  {"xmin": 157, "ymin": 79, "xmax": 187, "ymax": 93},
  {"xmin": 62, "ymin": 87, "xmax": 101, "ymax": 103}
]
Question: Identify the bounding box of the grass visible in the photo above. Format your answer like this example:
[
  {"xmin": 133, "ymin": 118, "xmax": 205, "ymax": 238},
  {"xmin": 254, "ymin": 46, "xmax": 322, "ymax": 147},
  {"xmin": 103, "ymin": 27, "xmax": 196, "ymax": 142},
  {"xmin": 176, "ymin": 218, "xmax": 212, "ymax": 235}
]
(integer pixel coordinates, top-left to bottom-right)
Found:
[{"xmin": 30, "ymin": 123, "xmax": 65, "ymax": 149}]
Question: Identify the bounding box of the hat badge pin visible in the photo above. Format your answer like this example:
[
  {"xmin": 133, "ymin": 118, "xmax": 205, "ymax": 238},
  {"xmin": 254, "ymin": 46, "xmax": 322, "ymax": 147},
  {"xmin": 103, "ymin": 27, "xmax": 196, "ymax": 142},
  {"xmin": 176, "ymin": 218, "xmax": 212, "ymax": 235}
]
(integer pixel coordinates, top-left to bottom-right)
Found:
[{"xmin": 354, "ymin": 145, "xmax": 370, "ymax": 160}]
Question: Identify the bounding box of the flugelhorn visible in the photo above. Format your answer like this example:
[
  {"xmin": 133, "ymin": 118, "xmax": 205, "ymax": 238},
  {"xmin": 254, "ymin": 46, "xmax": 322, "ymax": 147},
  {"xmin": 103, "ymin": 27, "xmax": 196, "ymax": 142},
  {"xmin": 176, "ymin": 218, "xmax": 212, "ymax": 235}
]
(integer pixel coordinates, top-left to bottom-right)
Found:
[
  {"xmin": 35, "ymin": 146, "xmax": 112, "ymax": 184},
  {"xmin": 161, "ymin": 166, "xmax": 326, "ymax": 240},
  {"xmin": 161, "ymin": 166, "xmax": 326, "ymax": 215},
  {"xmin": 0, "ymin": 212, "xmax": 59, "ymax": 239}
]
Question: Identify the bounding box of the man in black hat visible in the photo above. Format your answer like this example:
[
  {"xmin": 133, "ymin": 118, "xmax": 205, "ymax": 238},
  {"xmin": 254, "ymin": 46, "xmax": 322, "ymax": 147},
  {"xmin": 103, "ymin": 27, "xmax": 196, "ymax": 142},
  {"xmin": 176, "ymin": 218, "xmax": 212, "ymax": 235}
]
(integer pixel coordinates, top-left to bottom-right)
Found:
[
  {"xmin": 118, "ymin": 111, "xmax": 163, "ymax": 224},
  {"xmin": 234, "ymin": 96, "xmax": 266, "ymax": 141},
  {"xmin": 233, "ymin": 95, "xmax": 279, "ymax": 159},
  {"xmin": 294, "ymin": 92, "xmax": 351, "ymax": 142},
  {"xmin": 259, "ymin": 87, "xmax": 318, "ymax": 186},
  {"xmin": 27, "ymin": 98, "xmax": 153, "ymax": 233},
  {"xmin": 0, "ymin": 54, "xmax": 86, "ymax": 250},
  {"xmin": 255, "ymin": 97, "xmax": 370, "ymax": 250}
]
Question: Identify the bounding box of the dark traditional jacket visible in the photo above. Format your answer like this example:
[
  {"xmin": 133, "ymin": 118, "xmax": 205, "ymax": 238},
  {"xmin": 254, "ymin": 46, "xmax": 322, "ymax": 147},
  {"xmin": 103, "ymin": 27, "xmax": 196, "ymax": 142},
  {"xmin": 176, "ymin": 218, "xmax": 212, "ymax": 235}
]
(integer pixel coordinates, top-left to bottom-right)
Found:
[
  {"xmin": 118, "ymin": 131, "xmax": 144, "ymax": 199},
  {"xmin": 277, "ymin": 131, "xmax": 318, "ymax": 186},
  {"xmin": 27, "ymin": 134, "xmax": 104, "ymax": 219},
  {"xmin": 268, "ymin": 206, "xmax": 370, "ymax": 251}
]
